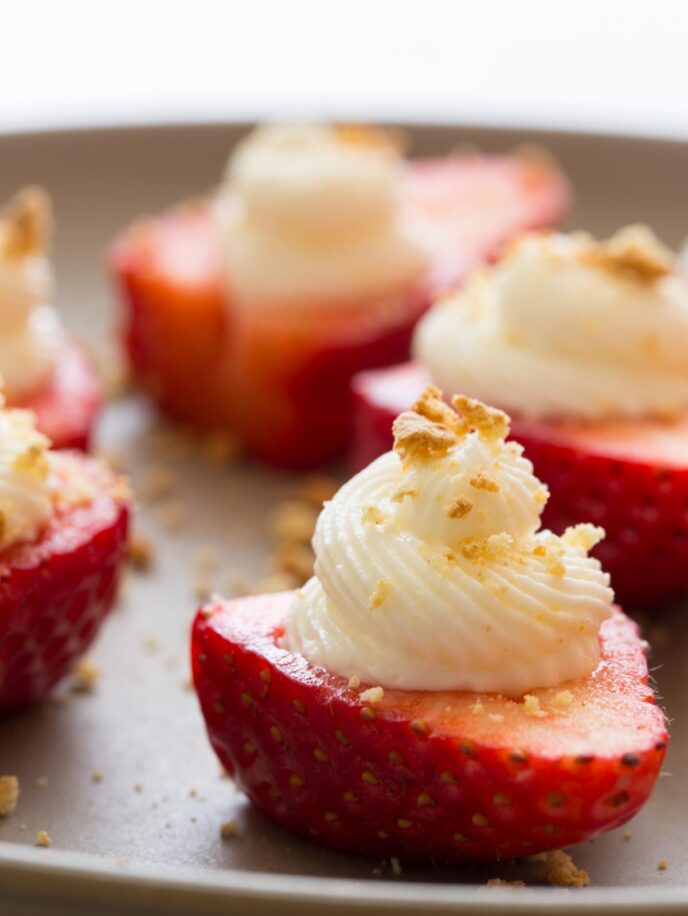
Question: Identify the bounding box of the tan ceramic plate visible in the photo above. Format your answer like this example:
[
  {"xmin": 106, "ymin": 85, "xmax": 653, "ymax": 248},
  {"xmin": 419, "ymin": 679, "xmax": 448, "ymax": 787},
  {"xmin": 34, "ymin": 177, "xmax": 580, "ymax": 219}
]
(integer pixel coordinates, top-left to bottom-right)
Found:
[{"xmin": 0, "ymin": 123, "xmax": 687, "ymax": 916}]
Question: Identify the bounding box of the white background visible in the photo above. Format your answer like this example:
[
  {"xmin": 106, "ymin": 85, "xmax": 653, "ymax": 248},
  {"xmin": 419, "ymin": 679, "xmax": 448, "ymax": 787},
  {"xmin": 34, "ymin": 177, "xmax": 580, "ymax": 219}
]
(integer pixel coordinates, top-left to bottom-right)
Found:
[{"xmin": 2, "ymin": 0, "xmax": 688, "ymax": 137}]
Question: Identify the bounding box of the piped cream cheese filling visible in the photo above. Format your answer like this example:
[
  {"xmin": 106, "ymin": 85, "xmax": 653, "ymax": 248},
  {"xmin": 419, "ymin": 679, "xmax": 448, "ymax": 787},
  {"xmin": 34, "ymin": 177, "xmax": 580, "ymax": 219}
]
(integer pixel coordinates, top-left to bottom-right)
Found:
[
  {"xmin": 285, "ymin": 388, "xmax": 613, "ymax": 695},
  {"xmin": 414, "ymin": 227, "xmax": 688, "ymax": 421},
  {"xmin": 213, "ymin": 124, "xmax": 427, "ymax": 304}
]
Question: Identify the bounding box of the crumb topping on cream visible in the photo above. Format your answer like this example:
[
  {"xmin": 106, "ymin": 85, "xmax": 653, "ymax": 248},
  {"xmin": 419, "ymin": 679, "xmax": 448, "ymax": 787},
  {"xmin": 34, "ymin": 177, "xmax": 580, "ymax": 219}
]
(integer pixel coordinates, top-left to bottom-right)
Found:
[{"xmin": 285, "ymin": 388, "xmax": 613, "ymax": 694}]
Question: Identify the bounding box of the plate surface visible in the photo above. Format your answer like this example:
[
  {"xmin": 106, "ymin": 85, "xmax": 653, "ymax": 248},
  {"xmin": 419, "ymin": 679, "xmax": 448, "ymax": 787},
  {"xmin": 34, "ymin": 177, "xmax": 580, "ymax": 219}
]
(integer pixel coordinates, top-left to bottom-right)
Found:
[{"xmin": 0, "ymin": 123, "xmax": 687, "ymax": 915}]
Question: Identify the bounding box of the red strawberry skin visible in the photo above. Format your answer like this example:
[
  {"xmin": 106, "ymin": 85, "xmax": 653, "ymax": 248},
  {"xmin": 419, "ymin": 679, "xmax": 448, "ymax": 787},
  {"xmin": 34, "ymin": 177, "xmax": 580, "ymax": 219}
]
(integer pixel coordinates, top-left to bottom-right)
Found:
[
  {"xmin": 15, "ymin": 342, "xmax": 103, "ymax": 451},
  {"xmin": 352, "ymin": 361, "xmax": 688, "ymax": 608},
  {"xmin": 192, "ymin": 592, "xmax": 666, "ymax": 863},
  {"xmin": 0, "ymin": 453, "xmax": 130, "ymax": 714},
  {"xmin": 111, "ymin": 155, "xmax": 568, "ymax": 467}
]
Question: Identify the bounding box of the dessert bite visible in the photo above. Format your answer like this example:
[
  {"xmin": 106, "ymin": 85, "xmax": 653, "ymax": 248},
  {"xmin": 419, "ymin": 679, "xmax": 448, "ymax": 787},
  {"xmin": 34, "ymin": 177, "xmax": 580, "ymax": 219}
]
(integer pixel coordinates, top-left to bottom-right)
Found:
[
  {"xmin": 0, "ymin": 188, "xmax": 102, "ymax": 450},
  {"xmin": 353, "ymin": 227, "xmax": 688, "ymax": 607},
  {"xmin": 0, "ymin": 394, "xmax": 130, "ymax": 714},
  {"xmin": 192, "ymin": 389, "xmax": 666, "ymax": 862},
  {"xmin": 112, "ymin": 124, "xmax": 568, "ymax": 467}
]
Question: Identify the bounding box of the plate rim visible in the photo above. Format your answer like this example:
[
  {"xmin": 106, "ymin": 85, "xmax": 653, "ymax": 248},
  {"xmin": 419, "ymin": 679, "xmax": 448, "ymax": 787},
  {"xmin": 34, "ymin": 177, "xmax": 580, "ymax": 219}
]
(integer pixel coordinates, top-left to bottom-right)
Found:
[{"xmin": 1, "ymin": 118, "xmax": 686, "ymax": 915}]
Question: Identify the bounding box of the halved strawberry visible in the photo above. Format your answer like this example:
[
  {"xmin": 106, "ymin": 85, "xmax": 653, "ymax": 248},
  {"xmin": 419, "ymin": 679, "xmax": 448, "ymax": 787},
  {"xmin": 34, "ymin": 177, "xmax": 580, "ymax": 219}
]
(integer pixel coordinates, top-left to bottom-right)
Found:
[
  {"xmin": 352, "ymin": 361, "xmax": 688, "ymax": 608},
  {"xmin": 192, "ymin": 592, "xmax": 666, "ymax": 863},
  {"xmin": 14, "ymin": 342, "xmax": 103, "ymax": 451},
  {"xmin": 111, "ymin": 204, "xmax": 233, "ymax": 430},
  {"xmin": 111, "ymin": 154, "xmax": 568, "ymax": 467},
  {"xmin": 0, "ymin": 452, "xmax": 130, "ymax": 714}
]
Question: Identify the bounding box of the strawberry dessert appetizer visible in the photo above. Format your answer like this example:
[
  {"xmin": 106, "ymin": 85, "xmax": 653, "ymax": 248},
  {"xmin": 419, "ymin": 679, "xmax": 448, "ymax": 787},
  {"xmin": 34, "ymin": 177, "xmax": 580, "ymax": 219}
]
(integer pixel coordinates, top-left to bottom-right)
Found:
[
  {"xmin": 112, "ymin": 124, "xmax": 568, "ymax": 467},
  {"xmin": 0, "ymin": 395, "xmax": 129, "ymax": 714},
  {"xmin": 353, "ymin": 227, "xmax": 688, "ymax": 607},
  {"xmin": 193, "ymin": 390, "xmax": 666, "ymax": 862},
  {"xmin": 0, "ymin": 187, "xmax": 102, "ymax": 450}
]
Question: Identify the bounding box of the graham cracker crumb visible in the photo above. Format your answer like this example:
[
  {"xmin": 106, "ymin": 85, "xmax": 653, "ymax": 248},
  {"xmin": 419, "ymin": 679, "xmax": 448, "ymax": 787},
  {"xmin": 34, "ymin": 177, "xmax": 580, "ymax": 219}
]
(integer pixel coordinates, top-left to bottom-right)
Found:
[
  {"xmin": 91, "ymin": 770, "xmax": 104, "ymax": 783},
  {"xmin": 471, "ymin": 700, "xmax": 485, "ymax": 714},
  {"xmin": 411, "ymin": 385, "xmax": 469, "ymax": 436},
  {"xmin": 552, "ymin": 690, "xmax": 574, "ymax": 710},
  {"xmin": 623, "ymin": 831, "xmax": 632, "ymax": 842},
  {"xmin": 470, "ymin": 472, "xmax": 500, "ymax": 493},
  {"xmin": 544, "ymin": 849, "xmax": 589, "ymax": 887},
  {"xmin": 0, "ymin": 776, "xmax": 19, "ymax": 815},
  {"xmin": 485, "ymin": 878, "xmax": 526, "ymax": 888},
  {"xmin": 36, "ymin": 830, "xmax": 52, "ymax": 848},
  {"xmin": 348, "ymin": 675, "xmax": 361, "ymax": 689},
  {"xmin": 360, "ymin": 686, "xmax": 384, "ymax": 704},
  {"xmin": 220, "ymin": 820, "xmax": 239, "ymax": 839},
  {"xmin": 460, "ymin": 532, "xmax": 513, "ymax": 563},
  {"xmin": 452, "ymin": 395, "xmax": 510, "ymax": 442},
  {"xmin": 561, "ymin": 523, "xmax": 605, "ymax": 553},
  {"xmin": 70, "ymin": 659, "xmax": 99, "ymax": 693},
  {"xmin": 523, "ymin": 694, "xmax": 546, "ymax": 717},
  {"xmin": 580, "ymin": 225, "xmax": 672, "ymax": 285},
  {"xmin": 362, "ymin": 505, "xmax": 386, "ymax": 525},
  {"xmin": 128, "ymin": 532, "xmax": 155, "ymax": 571},
  {"xmin": 445, "ymin": 496, "xmax": 473, "ymax": 519},
  {"xmin": 393, "ymin": 410, "xmax": 459, "ymax": 465},
  {"xmin": 369, "ymin": 579, "xmax": 391, "ymax": 610},
  {"xmin": 658, "ymin": 860, "xmax": 668, "ymax": 872}
]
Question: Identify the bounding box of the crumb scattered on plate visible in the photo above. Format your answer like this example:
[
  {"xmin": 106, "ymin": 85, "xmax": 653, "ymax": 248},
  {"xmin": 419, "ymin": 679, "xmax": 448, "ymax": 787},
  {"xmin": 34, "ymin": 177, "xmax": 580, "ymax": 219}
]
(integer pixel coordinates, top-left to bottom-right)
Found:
[
  {"xmin": 220, "ymin": 820, "xmax": 239, "ymax": 839},
  {"xmin": 0, "ymin": 776, "xmax": 19, "ymax": 815},
  {"xmin": 545, "ymin": 849, "xmax": 589, "ymax": 887},
  {"xmin": 70, "ymin": 659, "xmax": 100, "ymax": 693},
  {"xmin": 36, "ymin": 830, "xmax": 51, "ymax": 848}
]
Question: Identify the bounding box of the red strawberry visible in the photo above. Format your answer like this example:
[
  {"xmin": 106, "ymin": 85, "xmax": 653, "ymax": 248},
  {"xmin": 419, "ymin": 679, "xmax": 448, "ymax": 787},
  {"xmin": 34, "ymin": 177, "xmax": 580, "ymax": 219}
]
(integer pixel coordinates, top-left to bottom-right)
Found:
[
  {"xmin": 0, "ymin": 452, "xmax": 130, "ymax": 714},
  {"xmin": 14, "ymin": 342, "xmax": 103, "ymax": 451},
  {"xmin": 111, "ymin": 203, "xmax": 233, "ymax": 431},
  {"xmin": 352, "ymin": 361, "xmax": 688, "ymax": 608},
  {"xmin": 192, "ymin": 592, "xmax": 666, "ymax": 863},
  {"xmin": 112, "ymin": 155, "xmax": 568, "ymax": 467}
]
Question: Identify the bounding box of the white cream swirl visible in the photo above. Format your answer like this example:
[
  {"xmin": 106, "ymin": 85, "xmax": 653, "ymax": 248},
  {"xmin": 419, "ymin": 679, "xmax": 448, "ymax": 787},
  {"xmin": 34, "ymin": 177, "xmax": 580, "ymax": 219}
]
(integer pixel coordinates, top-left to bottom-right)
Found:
[
  {"xmin": 415, "ymin": 228, "xmax": 688, "ymax": 420},
  {"xmin": 285, "ymin": 390, "xmax": 613, "ymax": 694},
  {"xmin": 0, "ymin": 188, "xmax": 65, "ymax": 400},
  {"xmin": 0, "ymin": 401, "xmax": 54, "ymax": 549},
  {"xmin": 214, "ymin": 124, "xmax": 427, "ymax": 303}
]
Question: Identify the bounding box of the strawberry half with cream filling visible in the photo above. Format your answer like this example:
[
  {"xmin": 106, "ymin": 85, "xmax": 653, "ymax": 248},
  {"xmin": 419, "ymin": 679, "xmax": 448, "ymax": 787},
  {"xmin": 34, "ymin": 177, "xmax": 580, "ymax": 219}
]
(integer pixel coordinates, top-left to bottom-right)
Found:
[
  {"xmin": 193, "ymin": 389, "xmax": 666, "ymax": 862},
  {"xmin": 112, "ymin": 124, "xmax": 568, "ymax": 467},
  {"xmin": 353, "ymin": 228, "xmax": 688, "ymax": 607},
  {"xmin": 0, "ymin": 188, "xmax": 102, "ymax": 450},
  {"xmin": 0, "ymin": 400, "xmax": 129, "ymax": 714}
]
